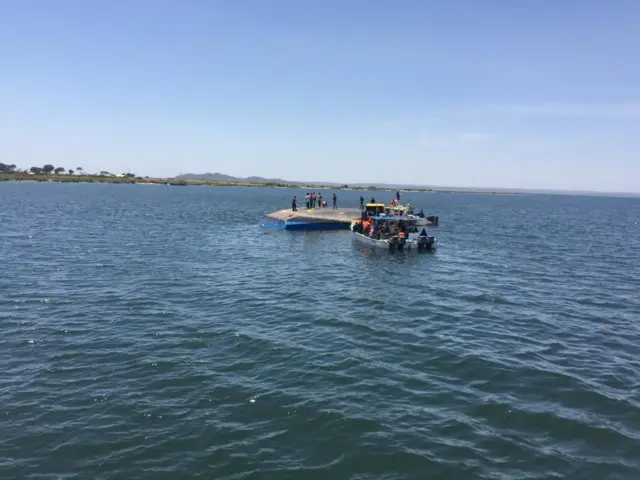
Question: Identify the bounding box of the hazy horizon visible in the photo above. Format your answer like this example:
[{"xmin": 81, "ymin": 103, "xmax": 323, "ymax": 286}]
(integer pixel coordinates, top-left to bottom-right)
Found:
[
  {"xmin": 175, "ymin": 171, "xmax": 640, "ymax": 196},
  {"xmin": 1, "ymin": 1, "xmax": 639, "ymax": 193}
]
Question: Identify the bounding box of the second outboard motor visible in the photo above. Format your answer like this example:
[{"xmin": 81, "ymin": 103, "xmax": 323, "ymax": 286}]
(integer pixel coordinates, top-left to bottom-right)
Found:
[{"xmin": 418, "ymin": 236, "xmax": 435, "ymax": 250}]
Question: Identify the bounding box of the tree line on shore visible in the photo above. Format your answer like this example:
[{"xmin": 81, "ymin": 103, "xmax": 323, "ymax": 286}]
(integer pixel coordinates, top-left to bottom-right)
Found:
[
  {"xmin": 1, "ymin": 163, "xmax": 445, "ymax": 193},
  {"xmin": 0, "ymin": 163, "xmax": 135, "ymax": 178}
]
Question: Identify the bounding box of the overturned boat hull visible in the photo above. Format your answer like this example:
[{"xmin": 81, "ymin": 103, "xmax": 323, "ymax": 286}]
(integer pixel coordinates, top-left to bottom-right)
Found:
[{"xmin": 262, "ymin": 208, "xmax": 360, "ymax": 230}]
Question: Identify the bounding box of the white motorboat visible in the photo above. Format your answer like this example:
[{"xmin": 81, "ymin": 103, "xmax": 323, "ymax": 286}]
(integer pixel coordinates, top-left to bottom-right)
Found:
[
  {"xmin": 351, "ymin": 214, "xmax": 436, "ymax": 252},
  {"xmin": 384, "ymin": 204, "xmax": 439, "ymax": 226}
]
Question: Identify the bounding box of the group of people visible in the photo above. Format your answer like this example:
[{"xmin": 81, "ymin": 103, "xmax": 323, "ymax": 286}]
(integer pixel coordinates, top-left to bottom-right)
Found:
[
  {"xmin": 293, "ymin": 189, "xmax": 404, "ymax": 212},
  {"xmin": 291, "ymin": 192, "xmax": 337, "ymax": 211},
  {"xmin": 358, "ymin": 191, "xmax": 401, "ymax": 210},
  {"xmin": 359, "ymin": 196, "xmax": 376, "ymax": 209},
  {"xmin": 305, "ymin": 192, "xmax": 324, "ymax": 209}
]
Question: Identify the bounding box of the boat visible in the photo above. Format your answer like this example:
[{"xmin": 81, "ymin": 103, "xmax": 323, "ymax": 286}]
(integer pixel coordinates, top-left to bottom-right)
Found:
[
  {"xmin": 351, "ymin": 212, "xmax": 436, "ymax": 251},
  {"xmin": 384, "ymin": 203, "xmax": 439, "ymax": 226}
]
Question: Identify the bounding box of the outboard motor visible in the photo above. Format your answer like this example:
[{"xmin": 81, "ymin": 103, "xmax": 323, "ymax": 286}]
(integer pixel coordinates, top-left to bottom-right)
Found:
[
  {"xmin": 418, "ymin": 236, "xmax": 435, "ymax": 250},
  {"xmin": 397, "ymin": 235, "xmax": 406, "ymax": 251}
]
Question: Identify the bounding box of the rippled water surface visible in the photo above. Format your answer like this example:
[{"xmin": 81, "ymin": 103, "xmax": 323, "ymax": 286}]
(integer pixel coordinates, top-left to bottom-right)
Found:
[{"xmin": 1, "ymin": 182, "xmax": 640, "ymax": 479}]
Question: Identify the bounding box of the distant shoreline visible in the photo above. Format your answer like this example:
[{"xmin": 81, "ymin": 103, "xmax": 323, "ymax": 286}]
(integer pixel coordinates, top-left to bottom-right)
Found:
[{"xmin": 0, "ymin": 173, "xmax": 522, "ymax": 195}]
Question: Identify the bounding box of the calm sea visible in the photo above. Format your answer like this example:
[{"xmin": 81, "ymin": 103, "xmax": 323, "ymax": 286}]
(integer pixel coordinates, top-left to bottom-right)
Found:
[{"xmin": 1, "ymin": 182, "xmax": 639, "ymax": 479}]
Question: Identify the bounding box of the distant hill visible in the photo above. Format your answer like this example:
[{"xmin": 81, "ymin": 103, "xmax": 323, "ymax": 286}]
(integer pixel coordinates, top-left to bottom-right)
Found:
[
  {"xmin": 172, "ymin": 173, "xmax": 639, "ymax": 197},
  {"xmin": 175, "ymin": 173, "xmax": 510, "ymax": 191},
  {"xmin": 175, "ymin": 172, "xmax": 296, "ymax": 184}
]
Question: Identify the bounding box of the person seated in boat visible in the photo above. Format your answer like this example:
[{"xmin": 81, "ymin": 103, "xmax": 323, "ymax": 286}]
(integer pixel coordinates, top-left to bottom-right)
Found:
[
  {"xmin": 390, "ymin": 198, "xmax": 398, "ymax": 207},
  {"xmin": 419, "ymin": 228, "xmax": 428, "ymax": 237},
  {"xmin": 418, "ymin": 209, "xmax": 425, "ymax": 218},
  {"xmin": 322, "ymin": 199, "xmax": 328, "ymax": 208},
  {"xmin": 361, "ymin": 219, "xmax": 370, "ymax": 235}
]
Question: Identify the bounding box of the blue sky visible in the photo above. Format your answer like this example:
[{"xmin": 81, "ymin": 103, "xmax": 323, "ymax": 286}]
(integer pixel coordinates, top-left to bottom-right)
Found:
[{"xmin": 1, "ymin": 0, "xmax": 639, "ymax": 192}]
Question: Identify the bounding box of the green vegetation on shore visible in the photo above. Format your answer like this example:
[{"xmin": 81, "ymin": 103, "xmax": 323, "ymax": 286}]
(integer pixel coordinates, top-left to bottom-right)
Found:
[
  {"xmin": 0, "ymin": 163, "xmax": 515, "ymax": 195},
  {"xmin": 0, "ymin": 171, "xmax": 437, "ymax": 191},
  {"xmin": 0, "ymin": 171, "xmax": 321, "ymax": 188}
]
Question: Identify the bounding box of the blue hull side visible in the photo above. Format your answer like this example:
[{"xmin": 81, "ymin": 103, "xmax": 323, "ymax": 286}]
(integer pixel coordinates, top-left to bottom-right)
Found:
[
  {"xmin": 284, "ymin": 221, "xmax": 350, "ymax": 231},
  {"xmin": 261, "ymin": 218, "xmax": 350, "ymax": 230}
]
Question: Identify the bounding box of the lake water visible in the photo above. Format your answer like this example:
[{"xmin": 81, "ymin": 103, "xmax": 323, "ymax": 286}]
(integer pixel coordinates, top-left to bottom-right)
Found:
[{"xmin": 1, "ymin": 182, "xmax": 639, "ymax": 479}]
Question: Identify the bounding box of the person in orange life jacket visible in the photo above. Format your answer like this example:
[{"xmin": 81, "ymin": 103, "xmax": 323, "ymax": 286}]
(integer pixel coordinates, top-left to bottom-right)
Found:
[
  {"xmin": 398, "ymin": 220, "xmax": 408, "ymax": 238},
  {"xmin": 362, "ymin": 219, "xmax": 371, "ymax": 236}
]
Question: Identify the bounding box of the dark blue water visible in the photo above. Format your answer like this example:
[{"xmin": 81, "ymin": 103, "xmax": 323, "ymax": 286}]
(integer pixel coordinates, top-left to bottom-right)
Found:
[{"xmin": 1, "ymin": 182, "xmax": 639, "ymax": 479}]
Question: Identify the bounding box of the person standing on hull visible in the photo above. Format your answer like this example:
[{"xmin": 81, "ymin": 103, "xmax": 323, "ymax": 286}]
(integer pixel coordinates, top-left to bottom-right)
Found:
[
  {"xmin": 396, "ymin": 190, "xmax": 401, "ymax": 203},
  {"xmin": 359, "ymin": 196, "xmax": 364, "ymax": 210},
  {"xmin": 318, "ymin": 192, "xmax": 323, "ymax": 208},
  {"xmin": 292, "ymin": 196, "xmax": 297, "ymax": 211},
  {"xmin": 305, "ymin": 192, "xmax": 310, "ymax": 209},
  {"xmin": 332, "ymin": 193, "xmax": 337, "ymax": 209}
]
